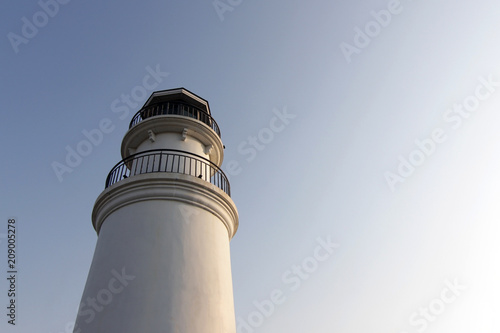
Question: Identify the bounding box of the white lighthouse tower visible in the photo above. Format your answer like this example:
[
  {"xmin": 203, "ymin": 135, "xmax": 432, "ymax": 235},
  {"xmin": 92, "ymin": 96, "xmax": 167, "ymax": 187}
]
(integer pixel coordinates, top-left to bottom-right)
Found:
[{"xmin": 74, "ymin": 88, "xmax": 239, "ymax": 333}]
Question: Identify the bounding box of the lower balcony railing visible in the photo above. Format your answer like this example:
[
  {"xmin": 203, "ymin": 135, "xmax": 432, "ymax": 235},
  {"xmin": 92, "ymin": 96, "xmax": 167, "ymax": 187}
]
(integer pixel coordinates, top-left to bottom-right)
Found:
[{"xmin": 105, "ymin": 149, "xmax": 231, "ymax": 196}]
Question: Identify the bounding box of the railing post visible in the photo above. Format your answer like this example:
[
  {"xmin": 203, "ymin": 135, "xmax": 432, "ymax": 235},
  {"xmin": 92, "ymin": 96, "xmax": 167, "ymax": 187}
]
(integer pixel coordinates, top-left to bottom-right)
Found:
[{"xmin": 159, "ymin": 151, "xmax": 163, "ymax": 172}]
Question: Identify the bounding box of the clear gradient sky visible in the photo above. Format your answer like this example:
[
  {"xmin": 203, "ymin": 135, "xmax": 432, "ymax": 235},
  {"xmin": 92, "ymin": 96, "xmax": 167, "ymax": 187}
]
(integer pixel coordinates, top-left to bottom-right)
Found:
[{"xmin": 1, "ymin": 0, "xmax": 500, "ymax": 332}]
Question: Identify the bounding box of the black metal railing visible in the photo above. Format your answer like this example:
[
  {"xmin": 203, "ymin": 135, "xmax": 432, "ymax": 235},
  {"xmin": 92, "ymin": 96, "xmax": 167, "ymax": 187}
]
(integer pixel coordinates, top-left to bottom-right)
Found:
[
  {"xmin": 105, "ymin": 149, "xmax": 230, "ymax": 195},
  {"xmin": 129, "ymin": 102, "xmax": 221, "ymax": 137}
]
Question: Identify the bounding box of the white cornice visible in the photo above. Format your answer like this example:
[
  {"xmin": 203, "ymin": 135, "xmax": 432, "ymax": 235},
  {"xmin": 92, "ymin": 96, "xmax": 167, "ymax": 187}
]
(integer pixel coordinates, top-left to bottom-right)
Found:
[{"xmin": 92, "ymin": 173, "xmax": 239, "ymax": 239}]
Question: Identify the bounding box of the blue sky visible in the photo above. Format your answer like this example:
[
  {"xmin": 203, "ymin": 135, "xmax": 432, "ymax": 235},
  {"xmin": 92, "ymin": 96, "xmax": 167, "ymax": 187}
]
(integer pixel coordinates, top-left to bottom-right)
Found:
[{"xmin": 2, "ymin": 0, "xmax": 500, "ymax": 332}]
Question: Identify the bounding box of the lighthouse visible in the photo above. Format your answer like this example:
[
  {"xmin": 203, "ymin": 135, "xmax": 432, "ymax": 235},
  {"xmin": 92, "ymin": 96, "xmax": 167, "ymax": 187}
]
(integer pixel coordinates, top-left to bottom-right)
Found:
[{"xmin": 74, "ymin": 88, "xmax": 239, "ymax": 333}]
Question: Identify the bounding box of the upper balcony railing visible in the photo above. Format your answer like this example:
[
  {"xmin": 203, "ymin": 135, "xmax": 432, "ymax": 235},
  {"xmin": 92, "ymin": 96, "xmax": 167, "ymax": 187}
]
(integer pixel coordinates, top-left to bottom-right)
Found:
[
  {"xmin": 105, "ymin": 149, "xmax": 231, "ymax": 196},
  {"xmin": 129, "ymin": 101, "xmax": 221, "ymax": 137}
]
